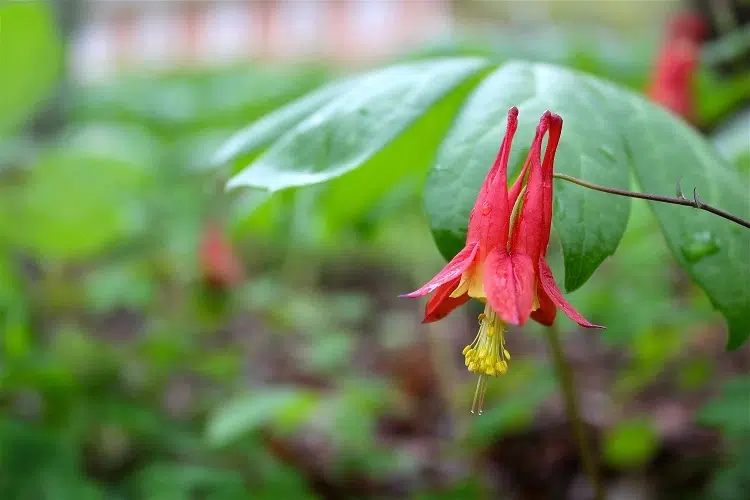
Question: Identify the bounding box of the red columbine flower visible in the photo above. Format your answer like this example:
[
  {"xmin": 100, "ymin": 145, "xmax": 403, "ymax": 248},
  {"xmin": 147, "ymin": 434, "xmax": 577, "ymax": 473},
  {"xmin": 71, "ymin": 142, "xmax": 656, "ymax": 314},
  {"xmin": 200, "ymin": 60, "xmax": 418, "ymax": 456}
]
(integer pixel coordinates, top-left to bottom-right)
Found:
[
  {"xmin": 647, "ymin": 11, "xmax": 707, "ymax": 122},
  {"xmin": 199, "ymin": 221, "xmax": 245, "ymax": 289},
  {"xmin": 401, "ymin": 107, "xmax": 603, "ymax": 413}
]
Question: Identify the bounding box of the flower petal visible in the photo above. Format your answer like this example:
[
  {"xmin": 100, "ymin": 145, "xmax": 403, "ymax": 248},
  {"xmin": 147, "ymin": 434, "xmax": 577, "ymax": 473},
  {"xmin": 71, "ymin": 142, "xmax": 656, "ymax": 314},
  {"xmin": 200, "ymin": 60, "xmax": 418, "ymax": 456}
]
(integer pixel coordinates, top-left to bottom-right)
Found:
[
  {"xmin": 484, "ymin": 248, "xmax": 536, "ymax": 326},
  {"xmin": 468, "ymin": 107, "xmax": 519, "ymax": 247},
  {"xmin": 509, "ymin": 113, "xmax": 550, "ymax": 209},
  {"xmin": 399, "ymin": 243, "xmax": 478, "ymax": 298},
  {"xmin": 539, "ymin": 114, "xmax": 563, "ymax": 254},
  {"xmin": 476, "ymin": 107, "xmax": 519, "ymax": 204},
  {"xmin": 422, "ymin": 277, "xmax": 470, "ymax": 323},
  {"xmin": 538, "ymin": 258, "xmax": 604, "ymax": 329},
  {"xmin": 510, "ymin": 112, "xmax": 550, "ymax": 261},
  {"xmin": 530, "ymin": 282, "xmax": 556, "ymax": 326}
]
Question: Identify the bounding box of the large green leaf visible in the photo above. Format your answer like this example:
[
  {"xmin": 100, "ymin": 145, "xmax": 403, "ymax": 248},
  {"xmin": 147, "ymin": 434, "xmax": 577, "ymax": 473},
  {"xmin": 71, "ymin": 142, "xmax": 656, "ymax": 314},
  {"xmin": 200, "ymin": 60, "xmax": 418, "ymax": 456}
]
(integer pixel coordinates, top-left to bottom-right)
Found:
[
  {"xmin": 319, "ymin": 66, "xmax": 491, "ymax": 229},
  {"xmin": 0, "ymin": 0, "xmax": 61, "ymax": 135},
  {"xmin": 226, "ymin": 58, "xmax": 489, "ymax": 191},
  {"xmin": 424, "ymin": 61, "xmax": 749, "ymax": 348},
  {"xmin": 612, "ymin": 94, "xmax": 750, "ymax": 349},
  {"xmin": 213, "ymin": 76, "xmax": 357, "ymax": 170}
]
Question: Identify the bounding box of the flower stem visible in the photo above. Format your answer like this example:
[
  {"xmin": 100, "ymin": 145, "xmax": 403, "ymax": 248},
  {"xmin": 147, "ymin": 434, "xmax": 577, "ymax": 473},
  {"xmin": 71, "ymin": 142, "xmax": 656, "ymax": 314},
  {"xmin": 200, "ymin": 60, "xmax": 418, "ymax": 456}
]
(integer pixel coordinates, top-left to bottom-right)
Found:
[
  {"xmin": 553, "ymin": 173, "xmax": 750, "ymax": 230},
  {"xmin": 544, "ymin": 323, "xmax": 604, "ymax": 500}
]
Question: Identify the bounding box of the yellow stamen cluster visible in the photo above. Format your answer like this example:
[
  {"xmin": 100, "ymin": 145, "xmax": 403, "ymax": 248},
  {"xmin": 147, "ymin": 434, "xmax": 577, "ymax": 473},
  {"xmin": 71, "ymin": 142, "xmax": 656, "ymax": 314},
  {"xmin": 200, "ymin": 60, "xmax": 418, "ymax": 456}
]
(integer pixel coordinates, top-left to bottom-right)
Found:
[
  {"xmin": 462, "ymin": 304, "xmax": 511, "ymax": 414},
  {"xmin": 462, "ymin": 308, "xmax": 510, "ymax": 377}
]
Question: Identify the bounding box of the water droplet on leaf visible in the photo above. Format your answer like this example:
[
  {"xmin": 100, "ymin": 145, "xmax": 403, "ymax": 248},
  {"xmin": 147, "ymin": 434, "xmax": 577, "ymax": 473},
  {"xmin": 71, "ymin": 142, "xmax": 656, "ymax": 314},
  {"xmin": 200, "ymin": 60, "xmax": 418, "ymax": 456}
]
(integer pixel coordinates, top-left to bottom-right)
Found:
[
  {"xmin": 681, "ymin": 231, "xmax": 720, "ymax": 262},
  {"xmin": 481, "ymin": 202, "xmax": 491, "ymax": 215}
]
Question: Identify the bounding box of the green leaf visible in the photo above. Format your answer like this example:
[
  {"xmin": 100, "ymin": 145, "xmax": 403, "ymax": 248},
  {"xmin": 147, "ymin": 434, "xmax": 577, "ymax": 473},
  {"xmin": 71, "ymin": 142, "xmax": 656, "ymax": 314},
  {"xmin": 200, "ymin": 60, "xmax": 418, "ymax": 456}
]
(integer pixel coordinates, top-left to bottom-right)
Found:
[
  {"xmin": 16, "ymin": 146, "xmax": 151, "ymax": 260},
  {"xmin": 72, "ymin": 65, "xmax": 328, "ymax": 141},
  {"xmin": 697, "ymin": 376, "xmax": 750, "ymax": 436},
  {"xmin": 131, "ymin": 463, "xmax": 246, "ymax": 500},
  {"xmin": 704, "ymin": 438, "xmax": 750, "ymax": 500},
  {"xmin": 0, "ymin": 0, "xmax": 61, "ymax": 135},
  {"xmin": 616, "ymin": 96, "xmax": 750, "ymax": 349},
  {"xmin": 214, "ymin": 77, "xmax": 357, "ymax": 169},
  {"xmin": 425, "ymin": 61, "xmax": 631, "ymax": 289},
  {"xmin": 319, "ymin": 68, "xmax": 491, "ymax": 229},
  {"xmin": 603, "ymin": 418, "xmax": 659, "ymax": 468},
  {"xmin": 226, "ymin": 58, "xmax": 490, "ymax": 192},
  {"xmin": 711, "ymin": 107, "xmax": 750, "ymax": 163},
  {"xmin": 206, "ymin": 388, "xmax": 319, "ymax": 447}
]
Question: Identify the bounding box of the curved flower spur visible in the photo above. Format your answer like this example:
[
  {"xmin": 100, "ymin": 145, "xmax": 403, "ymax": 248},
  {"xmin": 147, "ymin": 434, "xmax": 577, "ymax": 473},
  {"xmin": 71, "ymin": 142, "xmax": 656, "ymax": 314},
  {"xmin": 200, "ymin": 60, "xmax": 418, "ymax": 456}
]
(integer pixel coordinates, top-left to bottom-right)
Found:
[{"xmin": 401, "ymin": 107, "xmax": 604, "ymax": 414}]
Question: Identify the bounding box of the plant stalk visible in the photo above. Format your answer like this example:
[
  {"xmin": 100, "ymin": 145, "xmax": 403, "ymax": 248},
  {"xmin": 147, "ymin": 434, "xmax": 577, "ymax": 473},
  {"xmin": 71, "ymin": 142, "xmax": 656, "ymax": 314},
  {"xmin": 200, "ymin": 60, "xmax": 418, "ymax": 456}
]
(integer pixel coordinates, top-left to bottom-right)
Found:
[
  {"xmin": 544, "ymin": 323, "xmax": 605, "ymax": 500},
  {"xmin": 553, "ymin": 173, "xmax": 750, "ymax": 229}
]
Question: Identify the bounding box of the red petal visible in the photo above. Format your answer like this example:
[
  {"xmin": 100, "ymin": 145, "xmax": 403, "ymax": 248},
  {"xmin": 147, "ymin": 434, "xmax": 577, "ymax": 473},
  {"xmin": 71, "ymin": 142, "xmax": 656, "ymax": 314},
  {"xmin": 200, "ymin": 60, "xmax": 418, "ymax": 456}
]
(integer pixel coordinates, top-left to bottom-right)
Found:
[
  {"xmin": 468, "ymin": 107, "xmax": 519, "ymax": 246},
  {"xmin": 476, "ymin": 107, "xmax": 519, "ymax": 203},
  {"xmin": 199, "ymin": 222, "xmax": 245, "ymax": 288},
  {"xmin": 484, "ymin": 248, "xmax": 536, "ymax": 326},
  {"xmin": 510, "ymin": 112, "xmax": 551, "ymax": 262},
  {"xmin": 400, "ymin": 243, "xmax": 478, "ymax": 298},
  {"xmin": 422, "ymin": 277, "xmax": 470, "ymax": 323},
  {"xmin": 539, "ymin": 114, "xmax": 562, "ymax": 254},
  {"xmin": 538, "ymin": 258, "xmax": 604, "ymax": 329},
  {"xmin": 530, "ymin": 281, "xmax": 556, "ymax": 326}
]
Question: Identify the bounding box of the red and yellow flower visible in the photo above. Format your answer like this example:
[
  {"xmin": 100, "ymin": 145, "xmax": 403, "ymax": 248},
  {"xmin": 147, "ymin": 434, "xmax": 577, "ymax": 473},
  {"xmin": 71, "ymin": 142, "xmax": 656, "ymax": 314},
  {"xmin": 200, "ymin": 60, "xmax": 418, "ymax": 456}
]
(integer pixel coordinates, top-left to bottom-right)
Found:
[{"xmin": 401, "ymin": 107, "xmax": 604, "ymax": 412}]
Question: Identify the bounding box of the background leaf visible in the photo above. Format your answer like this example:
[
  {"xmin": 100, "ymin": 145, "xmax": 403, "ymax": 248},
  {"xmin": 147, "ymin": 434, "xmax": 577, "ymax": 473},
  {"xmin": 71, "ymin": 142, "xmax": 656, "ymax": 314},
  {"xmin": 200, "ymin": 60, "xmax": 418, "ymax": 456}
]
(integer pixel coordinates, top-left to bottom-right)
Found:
[
  {"xmin": 206, "ymin": 388, "xmax": 319, "ymax": 447},
  {"xmin": 15, "ymin": 142, "xmax": 151, "ymax": 260},
  {"xmin": 613, "ymin": 94, "xmax": 750, "ymax": 348},
  {"xmin": 213, "ymin": 77, "xmax": 356, "ymax": 170},
  {"xmin": 226, "ymin": 58, "xmax": 489, "ymax": 192},
  {"xmin": 0, "ymin": 0, "xmax": 61, "ymax": 135},
  {"xmin": 697, "ymin": 377, "xmax": 750, "ymax": 436},
  {"xmin": 603, "ymin": 418, "xmax": 659, "ymax": 468}
]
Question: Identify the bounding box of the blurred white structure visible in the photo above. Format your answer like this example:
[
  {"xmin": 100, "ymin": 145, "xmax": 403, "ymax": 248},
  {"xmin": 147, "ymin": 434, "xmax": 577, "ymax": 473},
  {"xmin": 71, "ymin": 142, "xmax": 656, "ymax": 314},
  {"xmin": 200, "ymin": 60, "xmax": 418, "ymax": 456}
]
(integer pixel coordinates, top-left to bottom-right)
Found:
[{"xmin": 70, "ymin": 0, "xmax": 454, "ymax": 82}]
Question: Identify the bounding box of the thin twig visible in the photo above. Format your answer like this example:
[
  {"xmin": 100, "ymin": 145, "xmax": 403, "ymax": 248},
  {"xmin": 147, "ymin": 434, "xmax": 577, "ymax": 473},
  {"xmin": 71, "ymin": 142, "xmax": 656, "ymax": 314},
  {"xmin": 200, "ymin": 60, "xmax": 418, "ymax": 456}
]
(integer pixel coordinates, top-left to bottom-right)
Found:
[
  {"xmin": 545, "ymin": 323, "xmax": 605, "ymax": 500},
  {"xmin": 553, "ymin": 173, "xmax": 750, "ymax": 229}
]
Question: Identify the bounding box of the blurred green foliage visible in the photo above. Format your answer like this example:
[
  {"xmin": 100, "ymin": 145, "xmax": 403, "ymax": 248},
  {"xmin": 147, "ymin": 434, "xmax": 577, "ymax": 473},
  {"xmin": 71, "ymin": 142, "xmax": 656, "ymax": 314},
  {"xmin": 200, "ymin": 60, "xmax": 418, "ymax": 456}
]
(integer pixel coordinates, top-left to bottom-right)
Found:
[
  {"xmin": 1, "ymin": 1, "xmax": 749, "ymax": 499},
  {"xmin": 0, "ymin": 1, "xmax": 61, "ymax": 135},
  {"xmin": 603, "ymin": 418, "xmax": 659, "ymax": 469}
]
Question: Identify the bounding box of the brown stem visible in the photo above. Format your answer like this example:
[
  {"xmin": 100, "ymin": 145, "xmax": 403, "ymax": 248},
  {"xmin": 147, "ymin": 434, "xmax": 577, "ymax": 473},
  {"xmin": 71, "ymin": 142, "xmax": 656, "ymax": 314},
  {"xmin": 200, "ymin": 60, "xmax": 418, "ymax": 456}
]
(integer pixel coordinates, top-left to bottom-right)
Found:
[
  {"xmin": 553, "ymin": 173, "xmax": 750, "ymax": 229},
  {"xmin": 544, "ymin": 323, "xmax": 605, "ymax": 500}
]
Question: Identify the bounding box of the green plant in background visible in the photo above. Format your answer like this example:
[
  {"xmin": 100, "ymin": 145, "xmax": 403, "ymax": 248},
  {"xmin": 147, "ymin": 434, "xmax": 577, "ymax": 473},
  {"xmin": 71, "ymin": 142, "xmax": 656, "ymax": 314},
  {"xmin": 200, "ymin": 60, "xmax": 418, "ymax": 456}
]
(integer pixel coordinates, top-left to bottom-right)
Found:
[
  {"xmin": 697, "ymin": 377, "xmax": 750, "ymax": 500},
  {"xmin": 2, "ymin": 0, "xmax": 750, "ymax": 499},
  {"xmin": 0, "ymin": 0, "xmax": 61, "ymax": 135},
  {"xmin": 217, "ymin": 18, "xmax": 748, "ymax": 500}
]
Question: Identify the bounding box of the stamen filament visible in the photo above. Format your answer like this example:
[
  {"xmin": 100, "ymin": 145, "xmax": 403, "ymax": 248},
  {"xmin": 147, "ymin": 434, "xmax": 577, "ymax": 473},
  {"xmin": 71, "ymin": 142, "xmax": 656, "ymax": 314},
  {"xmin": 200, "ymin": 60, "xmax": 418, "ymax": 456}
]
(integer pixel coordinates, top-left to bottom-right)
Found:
[
  {"xmin": 463, "ymin": 303, "xmax": 512, "ymax": 414},
  {"xmin": 471, "ymin": 375, "xmax": 487, "ymax": 415}
]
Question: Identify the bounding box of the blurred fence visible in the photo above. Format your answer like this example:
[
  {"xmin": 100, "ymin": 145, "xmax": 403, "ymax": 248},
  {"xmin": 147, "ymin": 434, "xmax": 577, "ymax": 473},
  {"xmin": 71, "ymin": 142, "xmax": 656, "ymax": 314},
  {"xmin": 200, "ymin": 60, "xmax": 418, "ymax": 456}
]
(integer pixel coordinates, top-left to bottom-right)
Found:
[{"xmin": 70, "ymin": 0, "xmax": 453, "ymax": 82}]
